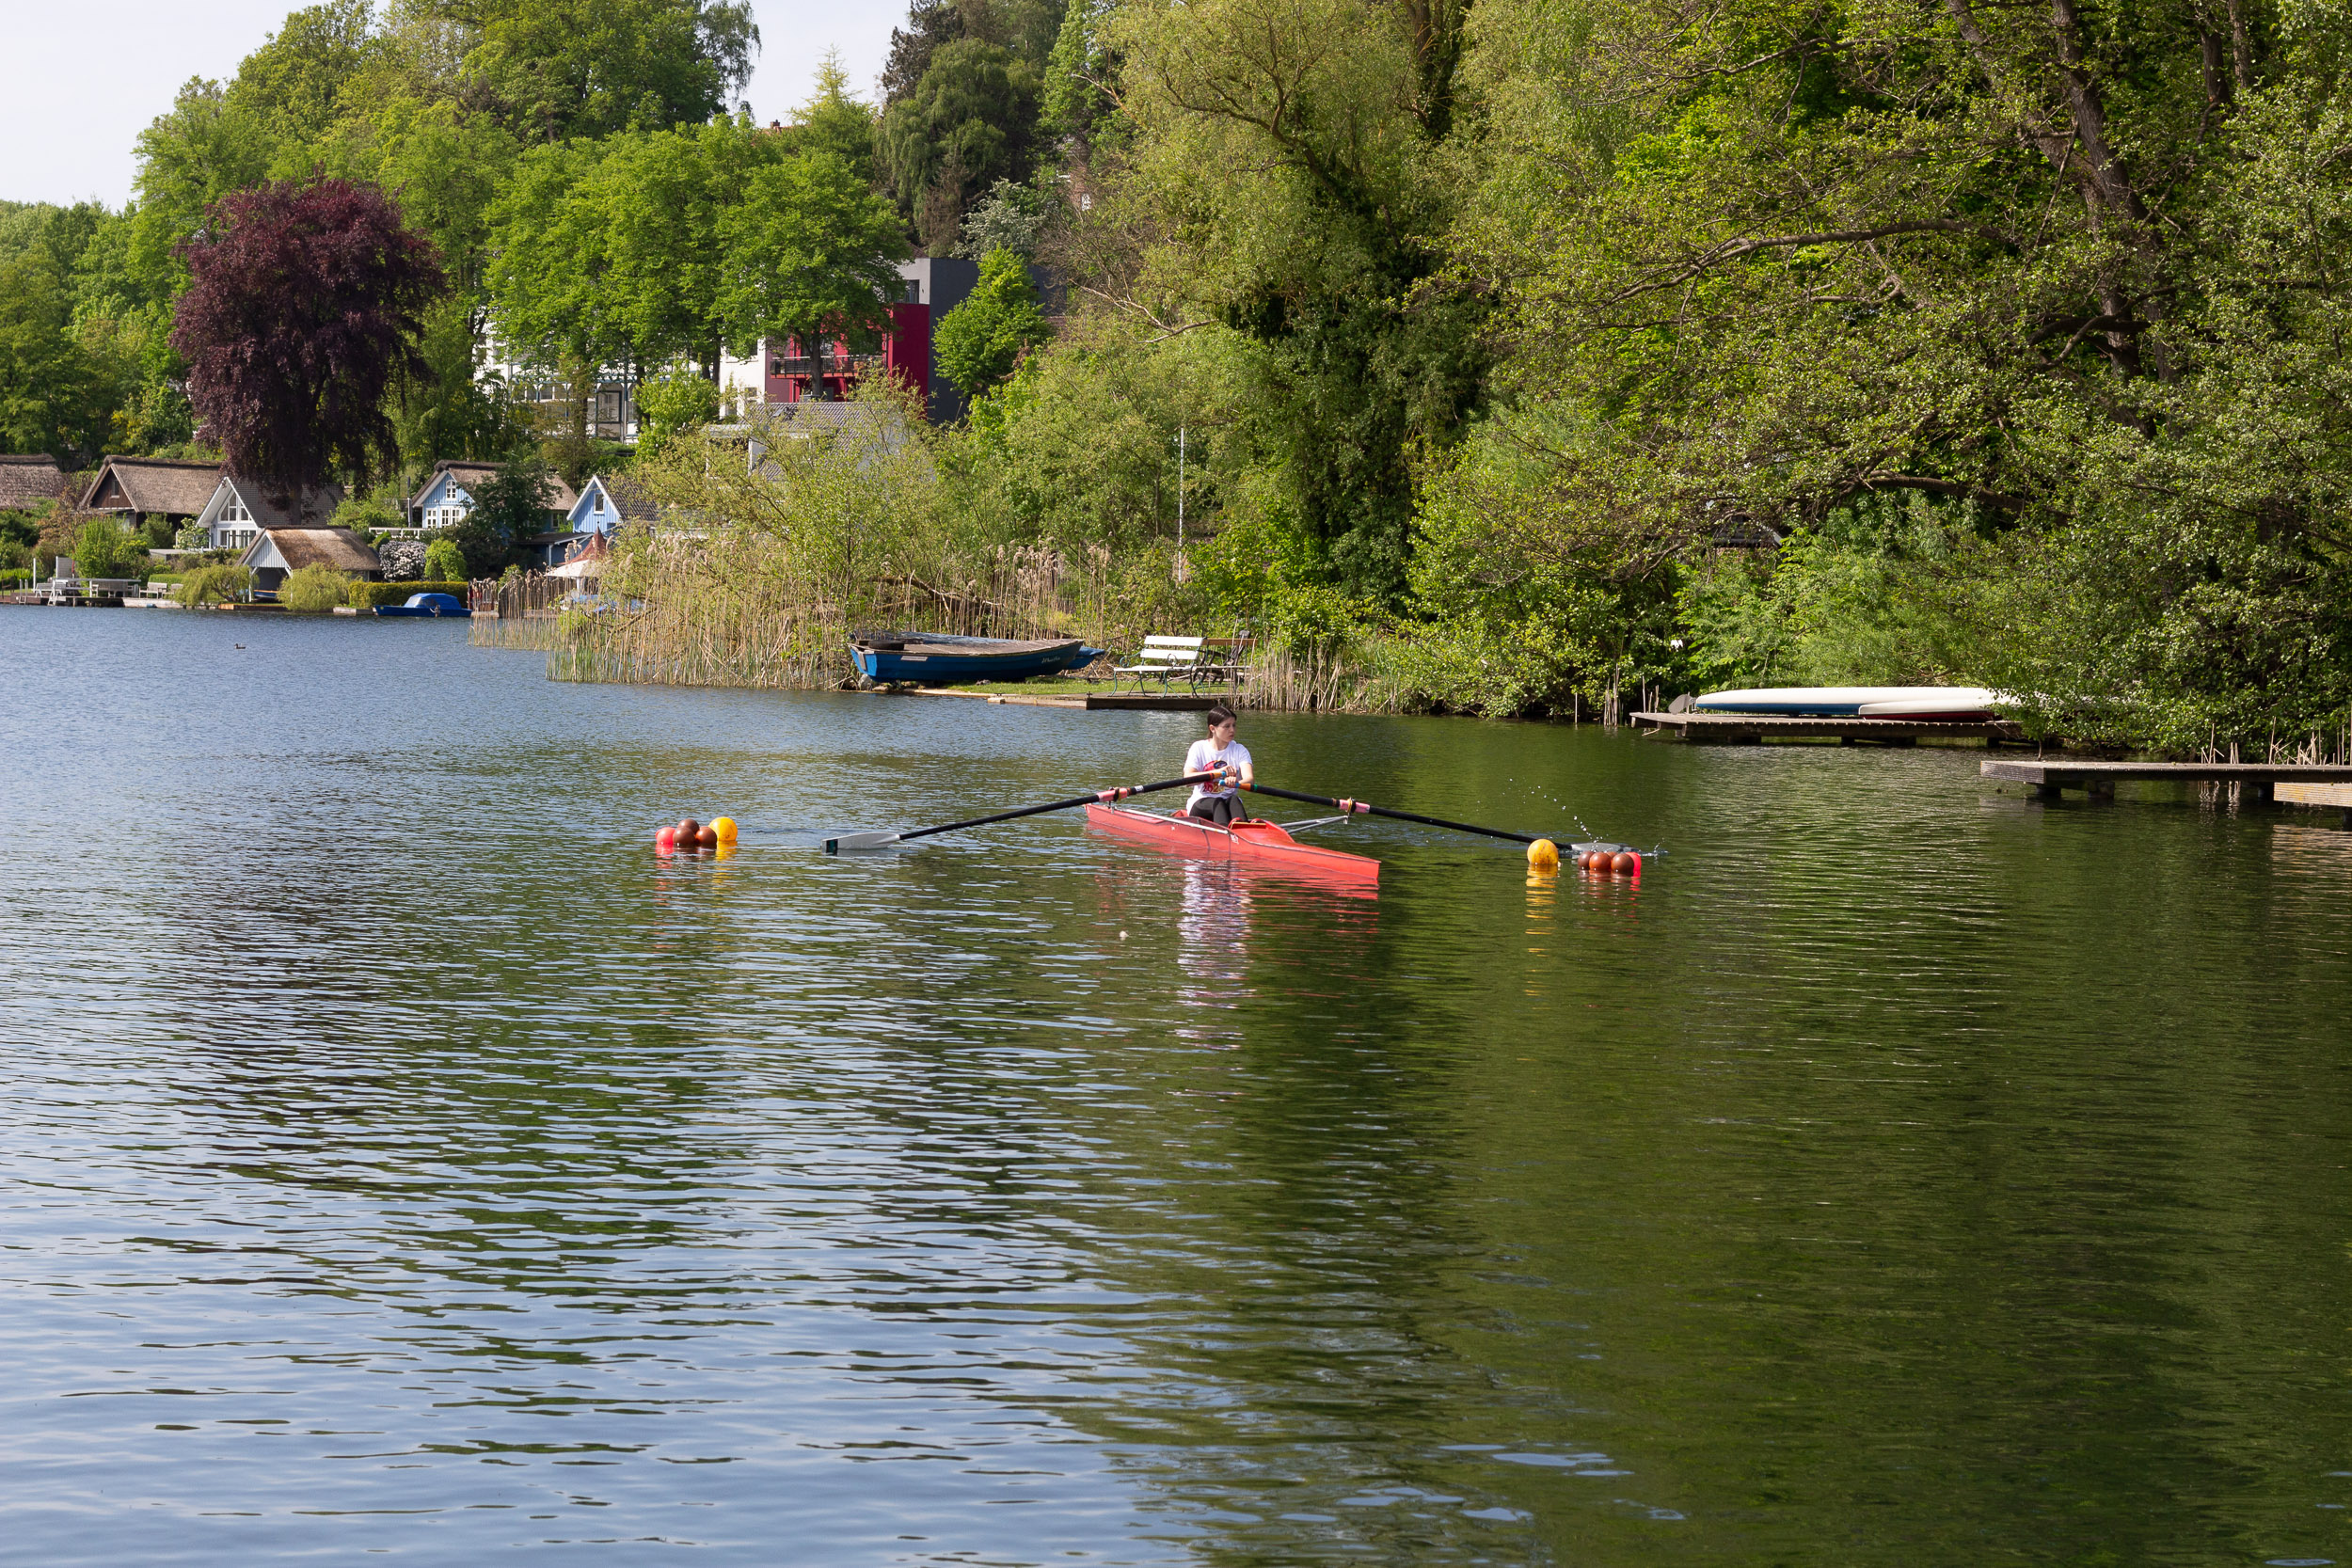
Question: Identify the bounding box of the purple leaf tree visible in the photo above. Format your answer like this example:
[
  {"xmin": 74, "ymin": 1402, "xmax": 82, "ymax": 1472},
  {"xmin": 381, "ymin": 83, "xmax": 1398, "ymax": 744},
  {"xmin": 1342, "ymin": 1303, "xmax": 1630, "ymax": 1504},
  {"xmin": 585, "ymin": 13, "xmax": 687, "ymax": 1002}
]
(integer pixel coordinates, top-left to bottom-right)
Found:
[{"xmin": 172, "ymin": 179, "xmax": 448, "ymax": 512}]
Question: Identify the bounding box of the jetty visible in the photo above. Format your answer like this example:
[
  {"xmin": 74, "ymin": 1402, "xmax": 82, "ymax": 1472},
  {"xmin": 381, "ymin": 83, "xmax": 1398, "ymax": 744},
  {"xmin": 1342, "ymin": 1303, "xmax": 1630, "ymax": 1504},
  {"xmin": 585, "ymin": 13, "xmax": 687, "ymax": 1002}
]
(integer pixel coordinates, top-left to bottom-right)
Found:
[
  {"xmin": 879, "ymin": 687, "xmax": 1220, "ymax": 712},
  {"xmin": 1635, "ymin": 711, "xmax": 2027, "ymax": 745},
  {"xmin": 1981, "ymin": 758, "xmax": 2352, "ymax": 808}
]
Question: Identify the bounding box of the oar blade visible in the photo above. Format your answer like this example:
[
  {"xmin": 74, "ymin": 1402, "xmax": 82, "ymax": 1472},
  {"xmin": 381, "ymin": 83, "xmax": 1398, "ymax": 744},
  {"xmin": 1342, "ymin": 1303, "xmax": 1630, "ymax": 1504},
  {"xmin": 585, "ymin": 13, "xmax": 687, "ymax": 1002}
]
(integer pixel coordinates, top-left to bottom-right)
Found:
[{"xmin": 822, "ymin": 831, "xmax": 902, "ymax": 853}]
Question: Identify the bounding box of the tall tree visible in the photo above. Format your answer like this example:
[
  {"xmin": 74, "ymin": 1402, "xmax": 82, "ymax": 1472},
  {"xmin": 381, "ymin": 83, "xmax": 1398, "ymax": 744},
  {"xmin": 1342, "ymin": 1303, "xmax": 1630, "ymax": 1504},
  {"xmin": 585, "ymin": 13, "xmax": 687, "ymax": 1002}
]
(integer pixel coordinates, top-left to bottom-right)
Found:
[
  {"xmin": 172, "ymin": 179, "xmax": 448, "ymax": 502},
  {"xmin": 934, "ymin": 246, "xmax": 1050, "ymax": 396},
  {"xmin": 1105, "ymin": 0, "xmax": 1485, "ymax": 602},
  {"xmin": 0, "ymin": 255, "xmax": 118, "ymax": 465},
  {"xmin": 721, "ymin": 152, "xmax": 910, "ymax": 397},
  {"xmin": 878, "ymin": 40, "xmax": 1041, "ymax": 250},
  {"xmin": 441, "ymin": 0, "xmax": 758, "ymax": 140}
]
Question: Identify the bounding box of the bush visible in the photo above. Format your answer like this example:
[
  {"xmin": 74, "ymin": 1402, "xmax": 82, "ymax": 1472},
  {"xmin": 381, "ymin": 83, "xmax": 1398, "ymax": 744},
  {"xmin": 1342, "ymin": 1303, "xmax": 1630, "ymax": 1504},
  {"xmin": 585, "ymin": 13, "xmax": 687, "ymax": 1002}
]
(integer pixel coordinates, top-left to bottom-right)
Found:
[
  {"xmin": 333, "ymin": 492, "xmax": 405, "ymax": 537},
  {"xmin": 73, "ymin": 518, "xmax": 146, "ymax": 579},
  {"xmin": 422, "ymin": 537, "xmax": 467, "ymax": 581},
  {"xmin": 345, "ymin": 579, "xmax": 470, "ymax": 609},
  {"xmin": 175, "ymin": 564, "xmax": 252, "ymax": 605},
  {"xmin": 279, "ymin": 563, "xmax": 351, "ymax": 613}
]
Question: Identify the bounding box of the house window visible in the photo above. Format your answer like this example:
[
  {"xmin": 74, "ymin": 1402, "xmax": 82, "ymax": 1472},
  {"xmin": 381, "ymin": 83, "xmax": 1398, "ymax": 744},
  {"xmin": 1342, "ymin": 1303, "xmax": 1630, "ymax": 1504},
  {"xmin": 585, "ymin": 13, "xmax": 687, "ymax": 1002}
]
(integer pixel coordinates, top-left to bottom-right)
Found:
[
  {"xmin": 222, "ymin": 499, "xmax": 249, "ymax": 524},
  {"xmin": 596, "ymin": 391, "xmax": 622, "ymax": 423}
]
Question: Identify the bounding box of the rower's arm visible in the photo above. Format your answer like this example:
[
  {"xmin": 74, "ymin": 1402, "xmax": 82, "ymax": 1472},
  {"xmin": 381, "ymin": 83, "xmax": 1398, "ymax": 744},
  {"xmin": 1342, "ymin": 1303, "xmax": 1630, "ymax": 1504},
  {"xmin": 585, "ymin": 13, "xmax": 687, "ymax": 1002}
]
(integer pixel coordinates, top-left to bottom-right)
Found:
[{"xmin": 1234, "ymin": 754, "xmax": 1255, "ymax": 789}]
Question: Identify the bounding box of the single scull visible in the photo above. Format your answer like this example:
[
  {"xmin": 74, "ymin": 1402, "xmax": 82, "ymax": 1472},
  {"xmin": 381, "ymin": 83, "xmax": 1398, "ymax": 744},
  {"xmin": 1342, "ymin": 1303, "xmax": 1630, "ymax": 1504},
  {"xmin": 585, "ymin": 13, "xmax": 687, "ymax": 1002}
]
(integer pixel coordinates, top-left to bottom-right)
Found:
[{"xmin": 1084, "ymin": 802, "xmax": 1383, "ymax": 886}]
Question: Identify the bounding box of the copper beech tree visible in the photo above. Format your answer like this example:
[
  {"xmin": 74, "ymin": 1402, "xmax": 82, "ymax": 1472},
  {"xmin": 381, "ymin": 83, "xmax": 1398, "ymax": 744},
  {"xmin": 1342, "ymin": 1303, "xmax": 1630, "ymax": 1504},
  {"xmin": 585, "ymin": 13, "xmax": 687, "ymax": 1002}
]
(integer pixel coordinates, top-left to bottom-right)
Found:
[{"xmin": 171, "ymin": 179, "xmax": 447, "ymax": 509}]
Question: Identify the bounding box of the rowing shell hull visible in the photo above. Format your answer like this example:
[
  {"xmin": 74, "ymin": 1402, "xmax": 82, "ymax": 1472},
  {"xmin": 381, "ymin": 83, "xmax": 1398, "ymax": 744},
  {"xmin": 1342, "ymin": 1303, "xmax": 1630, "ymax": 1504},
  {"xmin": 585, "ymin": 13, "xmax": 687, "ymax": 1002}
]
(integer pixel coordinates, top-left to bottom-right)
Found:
[{"xmin": 1084, "ymin": 804, "xmax": 1381, "ymax": 887}]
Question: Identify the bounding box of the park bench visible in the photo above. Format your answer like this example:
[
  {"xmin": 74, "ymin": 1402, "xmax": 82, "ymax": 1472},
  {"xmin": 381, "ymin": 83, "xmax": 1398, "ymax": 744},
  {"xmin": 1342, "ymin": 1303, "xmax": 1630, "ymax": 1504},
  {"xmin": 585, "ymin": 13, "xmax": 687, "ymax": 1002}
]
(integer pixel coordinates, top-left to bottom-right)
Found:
[{"xmin": 1111, "ymin": 635, "xmax": 1252, "ymax": 693}]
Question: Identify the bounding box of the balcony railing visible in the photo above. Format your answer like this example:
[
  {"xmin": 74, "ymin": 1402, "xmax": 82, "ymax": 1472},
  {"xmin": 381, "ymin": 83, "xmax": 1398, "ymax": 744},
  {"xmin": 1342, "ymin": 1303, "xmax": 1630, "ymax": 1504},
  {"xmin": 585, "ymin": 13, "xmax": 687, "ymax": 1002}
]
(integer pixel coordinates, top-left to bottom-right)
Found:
[{"xmin": 771, "ymin": 353, "xmax": 888, "ymax": 377}]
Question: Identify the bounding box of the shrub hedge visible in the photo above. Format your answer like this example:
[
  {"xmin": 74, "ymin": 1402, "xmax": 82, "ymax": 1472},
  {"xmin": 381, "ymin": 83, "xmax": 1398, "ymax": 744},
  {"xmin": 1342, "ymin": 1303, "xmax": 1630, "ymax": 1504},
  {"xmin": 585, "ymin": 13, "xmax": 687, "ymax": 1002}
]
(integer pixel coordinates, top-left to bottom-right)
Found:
[{"xmin": 347, "ymin": 580, "xmax": 472, "ymax": 609}]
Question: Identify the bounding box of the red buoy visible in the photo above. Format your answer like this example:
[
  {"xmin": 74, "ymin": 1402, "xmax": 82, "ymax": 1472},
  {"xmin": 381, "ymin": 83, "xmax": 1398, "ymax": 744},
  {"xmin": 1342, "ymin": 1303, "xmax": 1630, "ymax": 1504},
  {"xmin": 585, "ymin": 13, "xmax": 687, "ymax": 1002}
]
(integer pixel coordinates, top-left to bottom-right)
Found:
[{"xmin": 655, "ymin": 826, "xmax": 676, "ymax": 852}]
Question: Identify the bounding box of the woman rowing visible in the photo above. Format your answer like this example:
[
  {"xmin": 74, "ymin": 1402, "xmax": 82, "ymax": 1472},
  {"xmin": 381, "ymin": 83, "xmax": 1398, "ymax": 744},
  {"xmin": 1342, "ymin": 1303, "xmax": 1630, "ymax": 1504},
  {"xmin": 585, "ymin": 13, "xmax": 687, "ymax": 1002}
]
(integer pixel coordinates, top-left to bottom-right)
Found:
[{"xmin": 1184, "ymin": 705, "xmax": 1254, "ymax": 825}]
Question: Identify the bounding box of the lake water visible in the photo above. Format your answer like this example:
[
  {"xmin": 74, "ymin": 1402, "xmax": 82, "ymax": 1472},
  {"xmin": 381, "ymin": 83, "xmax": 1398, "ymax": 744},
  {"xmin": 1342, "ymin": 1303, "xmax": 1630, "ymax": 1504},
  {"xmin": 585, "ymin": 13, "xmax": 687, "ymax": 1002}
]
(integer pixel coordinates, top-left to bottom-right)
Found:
[{"xmin": 4, "ymin": 609, "xmax": 2349, "ymax": 1566}]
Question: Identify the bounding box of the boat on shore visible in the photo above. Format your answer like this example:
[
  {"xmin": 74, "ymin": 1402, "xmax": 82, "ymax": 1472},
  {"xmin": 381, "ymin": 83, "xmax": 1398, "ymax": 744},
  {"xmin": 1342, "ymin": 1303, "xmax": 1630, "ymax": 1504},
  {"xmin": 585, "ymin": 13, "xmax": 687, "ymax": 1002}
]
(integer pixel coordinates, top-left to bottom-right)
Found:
[
  {"xmin": 1691, "ymin": 685, "xmax": 2004, "ymax": 721},
  {"xmin": 850, "ymin": 629, "xmax": 1104, "ymax": 685},
  {"xmin": 1084, "ymin": 803, "xmax": 1382, "ymax": 889},
  {"xmin": 375, "ymin": 592, "xmax": 471, "ymax": 618}
]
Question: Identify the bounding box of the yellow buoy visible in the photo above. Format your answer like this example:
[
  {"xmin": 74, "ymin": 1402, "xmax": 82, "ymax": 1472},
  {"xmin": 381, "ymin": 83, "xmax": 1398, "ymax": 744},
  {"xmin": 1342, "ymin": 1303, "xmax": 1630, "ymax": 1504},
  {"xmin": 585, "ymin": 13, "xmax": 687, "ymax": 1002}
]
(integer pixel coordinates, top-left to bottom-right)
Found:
[
  {"xmin": 1526, "ymin": 837, "xmax": 1561, "ymax": 872},
  {"xmin": 712, "ymin": 816, "xmax": 739, "ymax": 846}
]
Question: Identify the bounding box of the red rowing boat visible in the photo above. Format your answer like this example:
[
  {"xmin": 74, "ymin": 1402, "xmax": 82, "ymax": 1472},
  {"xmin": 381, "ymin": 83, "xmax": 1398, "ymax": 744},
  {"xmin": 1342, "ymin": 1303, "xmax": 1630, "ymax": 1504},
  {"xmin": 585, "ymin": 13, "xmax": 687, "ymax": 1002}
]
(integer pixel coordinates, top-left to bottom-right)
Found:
[{"xmin": 1084, "ymin": 803, "xmax": 1381, "ymax": 887}]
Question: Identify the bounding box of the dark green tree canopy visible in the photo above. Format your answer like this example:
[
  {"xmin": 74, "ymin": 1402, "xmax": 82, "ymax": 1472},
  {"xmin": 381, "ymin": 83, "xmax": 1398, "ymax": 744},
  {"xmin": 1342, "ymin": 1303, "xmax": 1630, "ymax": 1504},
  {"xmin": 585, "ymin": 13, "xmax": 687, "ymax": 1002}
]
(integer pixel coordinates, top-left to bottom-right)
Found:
[{"xmin": 879, "ymin": 40, "xmax": 1041, "ymax": 251}]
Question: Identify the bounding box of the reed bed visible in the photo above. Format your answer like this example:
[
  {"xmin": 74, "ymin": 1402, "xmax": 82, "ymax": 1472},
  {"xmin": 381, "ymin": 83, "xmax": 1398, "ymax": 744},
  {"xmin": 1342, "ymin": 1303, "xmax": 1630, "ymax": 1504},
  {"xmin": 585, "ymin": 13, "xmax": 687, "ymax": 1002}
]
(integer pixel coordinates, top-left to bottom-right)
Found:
[{"xmin": 534, "ymin": 392, "xmax": 1422, "ymax": 712}]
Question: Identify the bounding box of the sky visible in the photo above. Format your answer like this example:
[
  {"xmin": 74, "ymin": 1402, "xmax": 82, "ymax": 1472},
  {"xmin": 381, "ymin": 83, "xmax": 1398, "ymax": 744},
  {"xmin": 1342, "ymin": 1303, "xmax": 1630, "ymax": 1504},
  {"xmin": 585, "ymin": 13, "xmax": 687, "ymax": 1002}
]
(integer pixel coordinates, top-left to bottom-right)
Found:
[{"xmin": 0, "ymin": 0, "xmax": 907, "ymax": 209}]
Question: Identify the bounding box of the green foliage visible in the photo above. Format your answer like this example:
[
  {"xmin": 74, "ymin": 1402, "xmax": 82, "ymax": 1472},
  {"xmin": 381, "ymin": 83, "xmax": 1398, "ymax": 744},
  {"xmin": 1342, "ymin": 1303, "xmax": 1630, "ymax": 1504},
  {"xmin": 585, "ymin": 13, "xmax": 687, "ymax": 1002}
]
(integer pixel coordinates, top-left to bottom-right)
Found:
[
  {"xmin": 1040, "ymin": 0, "xmax": 1113, "ymax": 145},
  {"xmin": 776, "ymin": 55, "xmax": 879, "ymax": 186},
  {"xmin": 718, "ymin": 147, "xmax": 909, "ymax": 382},
  {"xmin": 954, "ymin": 177, "xmax": 1051, "ymax": 261},
  {"xmin": 449, "ymin": 453, "xmax": 552, "ymax": 575},
  {"xmin": 333, "ymin": 490, "xmax": 406, "ymax": 536},
  {"xmin": 934, "ymin": 248, "xmax": 1050, "ymax": 398},
  {"xmin": 348, "ymin": 578, "xmax": 469, "ymax": 608},
  {"xmin": 423, "ymin": 536, "xmax": 469, "ymax": 582},
  {"xmin": 279, "ymin": 562, "xmax": 353, "ymax": 611},
  {"xmin": 879, "ymin": 40, "xmax": 1042, "ymax": 250},
  {"xmin": 452, "ymin": 0, "xmax": 758, "ymax": 141},
  {"xmin": 1105, "ymin": 0, "xmax": 1485, "ymax": 606},
  {"xmin": 228, "ymin": 0, "xmax": 385, "ymax": 145},
  {"xmin": 634, "ymin": 361, "xmax": 722, "ymax": 441},
  {"xmin": 175, "ymin": 563, "xmax": 253, "ymax": 605},
  {"xmin": 947, "ymin": 311, "xmax": 1245, "ymax": 546},
  {"xmin": 72, "ymin": 518, "xmax": 145, "ymax": 579},
  {"xmin": 0, "ymin": 253, "xmax": 119, "ymax": 464}
]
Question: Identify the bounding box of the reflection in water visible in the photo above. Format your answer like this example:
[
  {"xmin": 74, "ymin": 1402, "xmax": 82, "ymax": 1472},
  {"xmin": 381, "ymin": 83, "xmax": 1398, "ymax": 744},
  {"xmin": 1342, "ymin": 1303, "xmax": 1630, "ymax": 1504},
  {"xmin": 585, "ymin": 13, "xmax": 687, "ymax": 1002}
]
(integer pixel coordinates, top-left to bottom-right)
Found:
[
  {"xmin": 1176, "ymin": 859, "xmax": 1255, "ymax": 1027},
  {"xmin": 4, "ymin": 611, "xmax": 2352, "ymax": 1566}
]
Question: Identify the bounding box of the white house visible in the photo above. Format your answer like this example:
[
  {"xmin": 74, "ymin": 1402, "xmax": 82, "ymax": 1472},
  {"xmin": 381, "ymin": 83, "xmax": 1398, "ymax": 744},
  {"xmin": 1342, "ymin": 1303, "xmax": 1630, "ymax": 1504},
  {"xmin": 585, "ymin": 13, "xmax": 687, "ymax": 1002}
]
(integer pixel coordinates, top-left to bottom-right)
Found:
[{"xmin": 193, "ymin": 474, "xmax": 343, "ymax": 552}]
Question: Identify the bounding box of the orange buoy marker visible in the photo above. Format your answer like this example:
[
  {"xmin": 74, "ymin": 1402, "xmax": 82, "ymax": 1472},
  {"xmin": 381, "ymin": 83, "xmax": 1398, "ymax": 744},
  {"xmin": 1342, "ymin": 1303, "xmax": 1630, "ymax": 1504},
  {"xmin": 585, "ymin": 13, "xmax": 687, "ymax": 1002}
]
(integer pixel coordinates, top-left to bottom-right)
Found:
[
  {"xmin": 1613, "ymin": 850, "xmax": 1640, "ymax": 876},
  {"xmin": 694, "ymin": 824, "xmax": 718, "ymax": 849},
  {"xmin": 1526, "ymin": 837, "xmax": 1560, "ymax": 872}
]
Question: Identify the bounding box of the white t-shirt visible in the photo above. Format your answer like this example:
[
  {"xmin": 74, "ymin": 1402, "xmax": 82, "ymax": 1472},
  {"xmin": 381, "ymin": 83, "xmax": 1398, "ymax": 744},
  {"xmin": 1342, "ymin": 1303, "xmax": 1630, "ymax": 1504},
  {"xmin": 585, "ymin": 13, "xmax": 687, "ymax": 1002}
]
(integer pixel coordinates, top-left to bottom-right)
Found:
[{"xmin": 1184, "ymin": 737, "xmax": 1251, "ymax": 804}]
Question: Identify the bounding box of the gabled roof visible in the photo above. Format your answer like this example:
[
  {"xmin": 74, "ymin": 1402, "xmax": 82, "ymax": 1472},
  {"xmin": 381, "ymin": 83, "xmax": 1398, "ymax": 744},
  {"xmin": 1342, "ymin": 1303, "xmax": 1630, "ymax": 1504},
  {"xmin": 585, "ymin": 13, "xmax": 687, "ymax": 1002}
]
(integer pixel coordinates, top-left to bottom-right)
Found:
[
  {"xmin": 571, "ymin": 473, "xmax": 660, "ymax": 526},
  {"xmin": 242, "ymin": 527, "xmax": 381, "ymax": 575},
  {"xmin": 0, "ymin": 454, "xmax": 69, "ymax": 510},
  {"xmin": 220, "ymin": 474, "xmax": 344, "ymax": 529},
  {"xmin": 410, "ymin": 459, "xmax": 579, "ymax": 512},
  {"xmin": 81, "ymin": 455, "xmax": 222, "ymax": 516}
]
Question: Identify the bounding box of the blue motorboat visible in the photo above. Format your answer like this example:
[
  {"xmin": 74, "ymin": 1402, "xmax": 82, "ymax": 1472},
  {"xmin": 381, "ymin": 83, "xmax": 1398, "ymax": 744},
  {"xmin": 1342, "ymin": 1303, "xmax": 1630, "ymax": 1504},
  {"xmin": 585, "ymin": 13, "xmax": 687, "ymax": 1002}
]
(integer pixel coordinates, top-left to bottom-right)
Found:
[
  {"xmin": 850, "ymin": 629, "xmax": 1104, "ymax": 685},
  {"xmin": 375, "ymin": 592, "xmax": 471, "ymax": 618}
]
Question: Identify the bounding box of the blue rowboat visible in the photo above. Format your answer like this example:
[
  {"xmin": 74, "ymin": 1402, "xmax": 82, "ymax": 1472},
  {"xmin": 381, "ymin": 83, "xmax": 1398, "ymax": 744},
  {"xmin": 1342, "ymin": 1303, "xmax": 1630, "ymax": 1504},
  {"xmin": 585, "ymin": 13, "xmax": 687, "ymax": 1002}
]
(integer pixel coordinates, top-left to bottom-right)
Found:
[
  {"xmin": 850, "ymin": 629, "xmax": 1104, "ymax": 685},
  {"xmin": 375, "ymin": 593, "xmax": 471, "ymax": 618}
]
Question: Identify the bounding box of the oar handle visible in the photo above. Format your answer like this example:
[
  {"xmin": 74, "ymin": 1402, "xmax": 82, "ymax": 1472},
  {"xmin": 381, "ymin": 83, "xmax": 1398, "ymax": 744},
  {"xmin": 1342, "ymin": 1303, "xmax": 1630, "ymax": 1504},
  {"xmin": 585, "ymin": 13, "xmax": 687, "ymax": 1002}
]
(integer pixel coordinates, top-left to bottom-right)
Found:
[
  {"xmin": 898, "ymin": 772, "xmax": 1222, "ymax": 842},
  {"xmin": 1245, "ymin": 784, "xmax": 1538, "ymax": 844}
]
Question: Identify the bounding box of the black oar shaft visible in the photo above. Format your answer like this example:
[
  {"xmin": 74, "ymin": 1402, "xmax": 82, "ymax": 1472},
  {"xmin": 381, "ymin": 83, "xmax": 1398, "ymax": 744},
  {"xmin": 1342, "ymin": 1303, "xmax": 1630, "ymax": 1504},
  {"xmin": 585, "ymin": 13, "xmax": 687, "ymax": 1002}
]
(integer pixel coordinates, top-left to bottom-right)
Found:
[
  {"xmin": 898, "ymin": 771, "xmax": 1220, "ymax": 843},
  {"xmin": 1244, "ymin": 783, "xmax": 1537, "ymax": 844}
]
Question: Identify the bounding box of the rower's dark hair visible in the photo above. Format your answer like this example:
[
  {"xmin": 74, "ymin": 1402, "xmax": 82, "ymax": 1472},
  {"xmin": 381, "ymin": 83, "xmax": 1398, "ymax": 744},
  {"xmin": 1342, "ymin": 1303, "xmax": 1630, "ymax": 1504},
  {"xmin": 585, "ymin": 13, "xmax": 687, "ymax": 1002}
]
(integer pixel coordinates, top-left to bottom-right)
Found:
[{"xmin": 1206, "ymin": 704, "xmax": 1235, "ymax": 727}]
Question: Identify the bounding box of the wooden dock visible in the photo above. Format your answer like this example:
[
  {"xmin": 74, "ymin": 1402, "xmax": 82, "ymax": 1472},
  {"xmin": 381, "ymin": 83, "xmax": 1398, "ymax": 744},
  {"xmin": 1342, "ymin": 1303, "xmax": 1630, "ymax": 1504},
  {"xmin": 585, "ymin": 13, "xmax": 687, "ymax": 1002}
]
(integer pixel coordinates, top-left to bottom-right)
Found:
[
  {"xmin": 875, "ymin": 687, "xmax": 1222, "ymax": 712},
  {"xmin": 1634, "ymin": 710, "xmax": 2027, "ymax": 745},
  {"xmin": 1981, "ymin": 758, "xmax": 2352, "ymax": 803}
]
